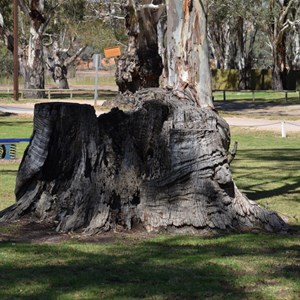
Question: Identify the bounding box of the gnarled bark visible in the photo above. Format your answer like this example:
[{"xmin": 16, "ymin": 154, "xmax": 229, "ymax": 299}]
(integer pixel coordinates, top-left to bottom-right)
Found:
[
  {"xmin": 0, "ymin": 97, "xmax": 286, "ymax": 233},
  {"xmin": 115, "ymin": 0, "xmax": 164, "ymax": 93},
  {"xmin": 0, "ymin": 0, "xmax": 287, "ymax": 234}
]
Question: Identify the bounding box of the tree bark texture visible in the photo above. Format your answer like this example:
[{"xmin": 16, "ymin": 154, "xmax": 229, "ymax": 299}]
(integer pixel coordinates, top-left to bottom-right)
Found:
[
  {"xmin": 20, "ymin": 0, "xmax": 46, "ymax": 98},
  {"xmin": 163, "ymin": 0, "xmax": 213, "ymax": 107},
  {"xmin": 46, "ymin": 42, "xmax": 86, "ymax": 89},
  {"xmin": 115, "ymin": 0, "xmax": 164, "ymax": 93},
  {"xmin": 0, "ymin": 1, "xmax": 287, "ymax": 234},
  {"xmin": 0, "ymin": 96, "xmax": 286, "ymax": 233}
]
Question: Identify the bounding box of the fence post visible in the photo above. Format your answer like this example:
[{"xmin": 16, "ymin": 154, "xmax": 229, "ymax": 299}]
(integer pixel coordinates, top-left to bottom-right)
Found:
[
  {"xmin": 223, "ymin": 90, "xmax": 226, "ymax": 101},
  {"xmin": 252, "ymin": 91, "xmax": 255, "ymax": 102},
  {"xmin": 48, "ymin": 90, "xmax": 51, "ymax": 100},
  {"xmin": 281, "ymin": 121, "xmax": 287, "ymax": 138},
  {"xmin": 285, "ymin": 91, "xmax": 288, "ymax": 102}
]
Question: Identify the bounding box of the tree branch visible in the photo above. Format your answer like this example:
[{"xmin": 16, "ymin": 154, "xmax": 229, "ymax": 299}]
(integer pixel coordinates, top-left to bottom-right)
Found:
[
  {"xmin": 278, "ymin": 0, "xmax": 297, "ymax": 25},
  {"xmin": 65, "ymin": 46, "xmax": 87, "ymax": 67}
]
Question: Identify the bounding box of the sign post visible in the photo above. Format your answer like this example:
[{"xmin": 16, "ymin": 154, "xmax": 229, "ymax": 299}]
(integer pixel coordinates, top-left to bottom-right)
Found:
[
  {"xmin": 13, "ymin": 0, "xmax": 19, "ymax": 101},
  {"xmin": 93, "ymin": 54, "xmax": 101, "ymax": 107}
]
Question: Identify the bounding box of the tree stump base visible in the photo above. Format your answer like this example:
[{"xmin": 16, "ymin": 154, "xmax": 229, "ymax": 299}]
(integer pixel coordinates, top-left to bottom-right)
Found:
[{"xmin": 0, "ymin": 89, "xmax": 287, "ymax": 234}]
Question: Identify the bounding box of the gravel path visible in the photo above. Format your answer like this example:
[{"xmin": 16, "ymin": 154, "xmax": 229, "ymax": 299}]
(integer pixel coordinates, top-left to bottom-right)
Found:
[{"xmin": 1, "ymin": 101, "xmax": 300, "ymax": 133}]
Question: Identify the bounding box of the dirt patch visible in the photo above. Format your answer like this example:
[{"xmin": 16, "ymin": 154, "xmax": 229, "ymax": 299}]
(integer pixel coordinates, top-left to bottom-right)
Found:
[{"xmin": 0, "ymin": 219, "xmax": 160, "ymax": 244}]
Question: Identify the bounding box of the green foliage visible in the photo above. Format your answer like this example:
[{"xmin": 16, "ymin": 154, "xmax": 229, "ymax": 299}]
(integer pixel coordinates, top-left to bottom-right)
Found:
[
  {"xmin": 0, "ymin": 0, "xmax": 12, "ymax": 28},
  {"xmin": 77, "ymin": 19, "xmax": 124, "ymax": 53},
  {"xmin": 0, "ymin": 46, "xmax": 13, "ymax": 76},
  {"xmin": 61, "ymin": 0, "xmax": 86, "ymax": 21}
]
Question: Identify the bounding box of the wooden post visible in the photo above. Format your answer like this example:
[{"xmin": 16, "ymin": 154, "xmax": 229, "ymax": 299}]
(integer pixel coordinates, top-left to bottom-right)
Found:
[
  {"xmin": 285, "ymin": 91, "xmax": 288, "ymax": 102},
  {"xmin": 281, "ymin": 121, "xmax": 287, "ymax": 138},
  {"xmin": 252, "ymin": 91, "xmax": 255, "ymax": 102},
  {"xmin": 223, "ymin": 90, "xmax": 226, "ymax": 101},
  {"xmin": 13, "ymin": 0, "xmax": 19, "ymax": 101}
]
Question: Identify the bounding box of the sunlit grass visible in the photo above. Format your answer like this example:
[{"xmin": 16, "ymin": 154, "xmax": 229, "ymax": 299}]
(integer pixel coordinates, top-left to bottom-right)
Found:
[
  {"xmin": 230, "ymin": 128, "xmax": 300, "ymax": 225},
  {"xmin": 213, "ymin": 90, "xmax": 300, "ymax": 103}
]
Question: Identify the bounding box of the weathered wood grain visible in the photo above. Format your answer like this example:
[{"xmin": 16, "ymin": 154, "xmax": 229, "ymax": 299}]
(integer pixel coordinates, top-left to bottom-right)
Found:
[{"xmin": 0, "ymin": 91, "xmax": 287, "ymax": 234}]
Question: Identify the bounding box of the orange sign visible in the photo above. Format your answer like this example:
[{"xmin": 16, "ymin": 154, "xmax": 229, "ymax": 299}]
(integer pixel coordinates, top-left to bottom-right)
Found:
[{"xmin": 104, "ymin": 47, "xmax": 121, "ymax": 58}]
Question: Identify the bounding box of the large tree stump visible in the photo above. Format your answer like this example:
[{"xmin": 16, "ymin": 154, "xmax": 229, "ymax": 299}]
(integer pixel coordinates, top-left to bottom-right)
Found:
[{"xmin": 0, "ymin": 90, "xmax": 286, "ymax": 233}]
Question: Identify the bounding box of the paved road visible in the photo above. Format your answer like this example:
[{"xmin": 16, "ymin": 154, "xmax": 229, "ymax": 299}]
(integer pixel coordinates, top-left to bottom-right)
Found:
[{"xmin": 0, "ymin": 105, "xmax": 34, "ymax": 115}]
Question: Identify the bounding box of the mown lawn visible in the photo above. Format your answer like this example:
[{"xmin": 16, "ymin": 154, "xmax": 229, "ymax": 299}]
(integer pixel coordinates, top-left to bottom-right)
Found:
[
  {"xmin": 230, "ymin": 128, "xmax": 300, "ymax": 226},
  {"xmin": 0, "ymin": 233, "xmax": 299, "ymax": 300},
  {"xmin": 0, "ymin": 115, "xmax": 299, "ymax": 300},
  {"xmin": 213, "ymin": 90, "xmax": 300, "ymax": 103}
]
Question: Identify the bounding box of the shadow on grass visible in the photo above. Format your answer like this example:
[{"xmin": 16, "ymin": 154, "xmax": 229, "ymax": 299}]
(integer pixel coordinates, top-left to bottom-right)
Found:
[
  {"xmin": 232, "ymin": 149, "xmax": 300, "ymax": 201},
  {"xmin": 0, "ymin": 233, "xmax": 299, "ymax": 299},
  {"xmin": 0, "ymin": 169, "xmax": 18, "ymax": 175},
  {"xmin": 215, "ymin": 100, "xmax": 300, "ymax": 113}
]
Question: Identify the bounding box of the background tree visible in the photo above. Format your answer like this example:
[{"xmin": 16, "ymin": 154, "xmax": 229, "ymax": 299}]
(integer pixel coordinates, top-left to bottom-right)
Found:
[
  {"xmin": 17, "ymin": 0, "xmax": 53, "ymax": 98},
  {"xmin": 260, "ymin": 0, "xmax": 300, "ymax": 89},
  {"xmin": 44, "ymin": 0, "xmax": 87, "ymax": 89},
  {"xmin": 208, "ymin": 0, "xmax": 261, "ymax": 89},
  {"xmin": 286, "ymin": 4, "xmax": 300, "ymax": 70},
  {"xmin": 0, "ymin": 0, "xmax": 13, "ymax": 52}
]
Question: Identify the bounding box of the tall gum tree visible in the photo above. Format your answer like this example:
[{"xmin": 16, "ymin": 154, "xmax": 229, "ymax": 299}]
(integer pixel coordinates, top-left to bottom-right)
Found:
[
  {"xmin": 18, "ymin": 0, "xmax": 49, "ymax": 98},
  {"xmin": 0, "ymin": 0, "xmax": 287, "ymax": 234},
  {"xmin": 0, "ymin": 1, "xmax": 87, "ymax": 95},
  {"xmin": 263, "ymin": 0, "xmax": 300, "ymax": 90}
]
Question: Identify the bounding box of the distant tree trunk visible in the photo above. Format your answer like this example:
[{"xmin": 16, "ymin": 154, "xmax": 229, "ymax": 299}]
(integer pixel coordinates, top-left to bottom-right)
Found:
[
  {"xmin": 46, "ymin": 41, "xmax": 86, "ymax": 89},
  {"xmin": 18, "ymin": 0, "xmax": 46, "ymax": 98},
  {"xmin": 0, "ymin": 0, "xmax": 287, "ymax": 234},
  {"xmin": 272, "ymin": 47, "xmax": 284, "ymax": 90},
  {"xmin": 238, "ymin": 26, "xmax": 257, "ymax": 90}
]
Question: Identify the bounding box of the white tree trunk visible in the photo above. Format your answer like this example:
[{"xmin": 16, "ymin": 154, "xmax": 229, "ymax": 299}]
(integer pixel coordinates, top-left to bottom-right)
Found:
[
  {"xmin": 19, "ymin": 0, "xmax": 46, "ymax": 98},
  {"xmin": 164, "ymin": 0, "xmax": 213, "ymax": 107}
]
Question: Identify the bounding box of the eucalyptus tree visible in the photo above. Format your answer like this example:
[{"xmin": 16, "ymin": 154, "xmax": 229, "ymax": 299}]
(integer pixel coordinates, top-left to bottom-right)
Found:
[
  {"xmin": 44, "ymin": 0, "xmax": 87, "ymax": 89},
  {"xmin": 0, "ymin": 0, "xmax": 286, "ymax": 234},
  {"xmin": 0, "ymin": 0, "xmax": 13, "ymax": 52},
  {"xmin": 261, "ymin": 0, "xmax": 300, "ymax": 89},
  {"xmin": 286, "ymin": 4, "xmax": 300, "ymax": 70},
  {"xmin": 207, "ymin": 0, "xmax": 261, "ymax": 89},
  {"xmin": 0, "ymin": 0, "xmax": 90, "ymax": 94}
]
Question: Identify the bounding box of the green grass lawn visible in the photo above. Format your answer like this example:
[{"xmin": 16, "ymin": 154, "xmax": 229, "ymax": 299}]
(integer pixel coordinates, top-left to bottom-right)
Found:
[
  {"xmin": 0, "ymin": 115, "xmax": 299, "ymax": 300},
  {"xmin": 213, "ymin": 90, "xmax": 300, "ymax": 103},
  {"xmin": 0, "ymin": 234, "xmax": 299, "ymax": 300},
  {"xmin": 230, "ymin": 128, "xmax": 300, "ymax": 226}
]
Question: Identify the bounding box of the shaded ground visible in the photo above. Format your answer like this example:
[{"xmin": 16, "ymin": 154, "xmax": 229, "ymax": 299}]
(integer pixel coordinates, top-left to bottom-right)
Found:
[
  {"xmin": 0, "ymin": 219, "xmax": 159, "ymax": 244},
  {"xmin": 215, "ymin": 101, "xmax": 300, "ymax": 118}
]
